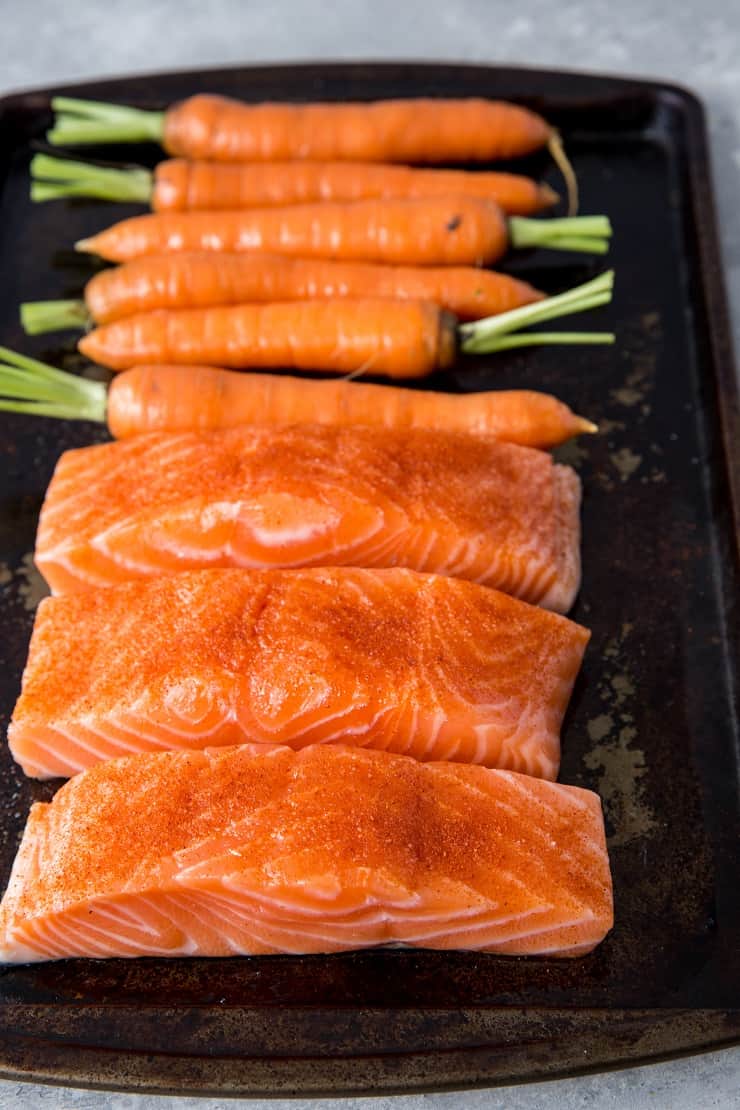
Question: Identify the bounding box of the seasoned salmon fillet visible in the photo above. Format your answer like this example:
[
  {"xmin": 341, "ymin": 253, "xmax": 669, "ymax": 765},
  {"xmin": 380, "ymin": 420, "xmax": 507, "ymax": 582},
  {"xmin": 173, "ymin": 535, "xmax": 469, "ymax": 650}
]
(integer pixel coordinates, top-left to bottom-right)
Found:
[
  {"xmin": 8, "ymin": 567, "xmax": 589, "ymax": 780},
  {"xmin": 0, "ymin": 744, "xmax": 613, "ymax": 962},
  {"xmin": 35, "ymin": 423, "xmax": 582, "ymax": 612}
]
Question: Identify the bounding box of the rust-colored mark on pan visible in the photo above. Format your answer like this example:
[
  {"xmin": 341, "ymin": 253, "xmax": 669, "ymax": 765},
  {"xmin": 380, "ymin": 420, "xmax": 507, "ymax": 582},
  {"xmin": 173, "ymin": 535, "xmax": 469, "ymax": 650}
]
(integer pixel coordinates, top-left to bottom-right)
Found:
[
  {"xmin": 16, "ymin": 554, "xmax": 49, "ymax": 612},
  {"xmin": 584, "ymin": 623, "xmax": 658, "ymax": 847},
  {"xmin": 610, "ymin": 446, "xmax": 643, "ymax": 482}
]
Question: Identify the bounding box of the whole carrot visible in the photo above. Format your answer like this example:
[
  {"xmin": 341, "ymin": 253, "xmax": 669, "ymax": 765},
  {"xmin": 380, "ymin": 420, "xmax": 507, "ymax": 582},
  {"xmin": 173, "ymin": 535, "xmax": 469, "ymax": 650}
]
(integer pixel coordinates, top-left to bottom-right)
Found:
[
  {"xmin": 0, "ymin": 349, "xmax": 597, "ymax": 448},
  {"xmin": 31, "ymin": 153, "xmax": 559, "ymax": 216},
  {"xmin": 21, "ymin": 253, "xmax": 545, "ymax": 333},
  {"xmin": 48, "ymin": 95, "xmax": 553, "ymax": 163},
  {"xmin": 76, "ymin": 272, "xmax": 615, "ymax": 376},
  {"xmin": 74, "ymin": 198, "xmax": 611, "ymax": 265},
  {"xmin": 78, "ymin": 299, "xmax": 458, "ymax": 375}
]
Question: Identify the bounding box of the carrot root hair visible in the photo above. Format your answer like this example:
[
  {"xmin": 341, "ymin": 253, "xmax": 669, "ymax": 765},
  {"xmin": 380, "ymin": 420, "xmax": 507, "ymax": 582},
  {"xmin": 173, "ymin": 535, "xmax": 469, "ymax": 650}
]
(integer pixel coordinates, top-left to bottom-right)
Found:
[{"xmin": 548, "ymin": 131, "xmax": 579, "ymax": 217}]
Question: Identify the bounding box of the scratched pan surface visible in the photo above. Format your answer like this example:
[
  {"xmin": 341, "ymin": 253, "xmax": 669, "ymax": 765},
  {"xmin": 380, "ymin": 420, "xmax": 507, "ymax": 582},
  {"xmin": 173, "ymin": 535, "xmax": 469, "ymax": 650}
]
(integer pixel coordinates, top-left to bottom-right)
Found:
[{"xmin": 0, "ymin": 63, "xmax": 738, "ymax": 1096}]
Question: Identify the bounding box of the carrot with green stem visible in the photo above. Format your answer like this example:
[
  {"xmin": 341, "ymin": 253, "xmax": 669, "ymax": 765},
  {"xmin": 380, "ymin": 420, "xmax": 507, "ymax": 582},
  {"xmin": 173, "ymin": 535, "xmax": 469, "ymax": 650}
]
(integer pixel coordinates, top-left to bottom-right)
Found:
[
  {"xmin": 72, "ymin": 196, "xmax": 610, "ymax": 266},
  {"xmin": 46, "ymin": 94, "xmax": 580, "ymax": 213},
  {"xmin": 75, "ymin": 270, "xmax": 614, "ymax": 375},
  {"xmin": 0, "ymin": 349, "xmax": 596, "ymax": 447},
  {"xmin": 30, "ymin": 153, "xmax": 559, "ymax": 216},
  {"xmin": 21, "ymin": 253, "xmax": 547, "ymax": 335}
]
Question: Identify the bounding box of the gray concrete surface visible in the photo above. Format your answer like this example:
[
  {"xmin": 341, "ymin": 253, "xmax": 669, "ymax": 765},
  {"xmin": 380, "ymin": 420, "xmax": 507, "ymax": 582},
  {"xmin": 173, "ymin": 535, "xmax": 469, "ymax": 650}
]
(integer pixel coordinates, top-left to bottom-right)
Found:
[{"xmin": 0, "ymin": 0, "xmax": 738, "ymax": 1105}]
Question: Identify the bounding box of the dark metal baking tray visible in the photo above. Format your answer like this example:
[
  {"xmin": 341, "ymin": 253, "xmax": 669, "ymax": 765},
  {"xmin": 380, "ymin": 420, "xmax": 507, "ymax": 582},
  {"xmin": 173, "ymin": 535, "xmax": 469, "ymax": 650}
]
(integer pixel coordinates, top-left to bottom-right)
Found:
[{"xmin": 0, "ymin": 61, "xmax": 737, "ymax": 1097}]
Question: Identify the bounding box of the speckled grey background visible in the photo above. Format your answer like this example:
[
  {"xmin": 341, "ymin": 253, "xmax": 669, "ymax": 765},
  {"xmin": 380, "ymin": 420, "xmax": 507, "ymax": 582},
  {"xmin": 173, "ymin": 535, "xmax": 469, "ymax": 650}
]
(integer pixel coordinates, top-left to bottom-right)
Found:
[{"xmin": 1, "ymin": 0, "xmax": 738, "ymax": 1105}]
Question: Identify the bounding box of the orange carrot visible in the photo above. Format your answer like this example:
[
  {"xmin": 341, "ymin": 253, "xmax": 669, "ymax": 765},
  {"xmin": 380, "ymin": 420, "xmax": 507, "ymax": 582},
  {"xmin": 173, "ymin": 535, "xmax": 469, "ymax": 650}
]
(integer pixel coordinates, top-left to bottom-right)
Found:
[
  {"xmin": 74, "ymin": 198, "xmax": 611, "ymax": 265},
  {"xmin": 78, "ymin": 299, "xmax": 458, "ymax": 376},
  {"xmin": 106, "ymin": 368, "xmax": 597, "ymax": 446},
  {"xmin": 31, "ymin": 154, "xmax": 559, "ymax": 216},
  {"xmin": 75, "ymin": 271, "xmax": 615, "ymax": 376},
  {"xmin": 0, "ymin": 350, "xmax": 597, "ymax": 448},
  {"xmin": 21, "ymin": 253, "xmax": 544, "ymax": 333},
  {"xmin": 49, "ymin": 95, "xmax": 553, "ymax": 163}
]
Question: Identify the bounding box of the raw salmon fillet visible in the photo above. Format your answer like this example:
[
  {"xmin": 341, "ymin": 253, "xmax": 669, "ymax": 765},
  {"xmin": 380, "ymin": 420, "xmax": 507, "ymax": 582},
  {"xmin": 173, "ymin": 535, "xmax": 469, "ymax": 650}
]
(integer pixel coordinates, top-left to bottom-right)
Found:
[
  {"xmin": 8, "ymin": 567, "xmax": 589, "ymax": 780},
  {"xmin": 0, "ymin": 744, "xmax": 613, "ymax": 962},
  {"xmin": 35, "ymin": 422, "xmax": 582, "ymax": 613}
]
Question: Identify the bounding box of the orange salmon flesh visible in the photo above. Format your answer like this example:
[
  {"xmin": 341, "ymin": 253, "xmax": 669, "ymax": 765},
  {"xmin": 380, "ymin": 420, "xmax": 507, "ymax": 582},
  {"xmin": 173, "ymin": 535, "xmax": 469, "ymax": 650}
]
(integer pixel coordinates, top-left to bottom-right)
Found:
[
  {"xmin": 35, "ymin": 423, "xmax": 581, "ymax": 612},
  {"xmin": 8, "ymin": 567, "xmax": 589, "ymax": 781},
  {"xmin": 0, "ymin": 744, "xmax": 613, "ymax": 962}
]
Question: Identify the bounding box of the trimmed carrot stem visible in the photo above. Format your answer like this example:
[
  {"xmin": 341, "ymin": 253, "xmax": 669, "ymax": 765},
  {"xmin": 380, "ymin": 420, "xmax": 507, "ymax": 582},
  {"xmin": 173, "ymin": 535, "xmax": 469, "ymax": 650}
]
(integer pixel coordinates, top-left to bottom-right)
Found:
[
  {"xmin": 21, "ymin": 299, "xmax": 92, "ymax": 335},
  {"xmin": 475, "ymin": 331, "xmax": 614, "ymax": 350},
  {"xmin": 508, "ymin": 216, "xmax": 611, "ymax": 255},
  {"xmin": 46, "ymin": 97, "xmax": 165, "ymax": 146},
  {"xmin": 459, "ymin": 270, "xmax": 614, "ymax": 353},
  {"xmin": 0, "ymin": 346, "xmax": 106, "ymax": 422},
  {"xmin": 30, "ymin": 154, "xmax": 152, "ymax": 203}
]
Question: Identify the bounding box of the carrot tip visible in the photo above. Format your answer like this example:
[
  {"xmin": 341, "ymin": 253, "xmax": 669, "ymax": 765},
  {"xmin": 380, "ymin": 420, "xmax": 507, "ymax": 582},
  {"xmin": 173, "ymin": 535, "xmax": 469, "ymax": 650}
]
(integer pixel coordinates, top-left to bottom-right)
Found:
[
  {"xmin": 540, "ymin": 183, "xmax": 561, "ymax": 208},
  {"xmin": 577, "ymin": 417, "xmax": 599, "ymax": 435},
  {"xmin": 74, "ymin": 238, "xmax": 94, "ymax": 254}
]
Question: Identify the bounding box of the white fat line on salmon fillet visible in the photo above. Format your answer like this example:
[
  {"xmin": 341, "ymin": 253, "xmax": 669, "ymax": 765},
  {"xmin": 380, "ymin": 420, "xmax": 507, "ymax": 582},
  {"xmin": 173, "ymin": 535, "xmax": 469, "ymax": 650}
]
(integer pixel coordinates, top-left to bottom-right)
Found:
[
  {"xmin": 70, "ymin": 713, "xmax": 175, "ymax": 752},
  {"xmin": 10, "ymin": 918, "xmax": 69, "ymax": 959},
  {"xmin": 486, "ymin": 777, "xmax": 609, "ymax": 874},
  {"xmin": 156, "ymin": 890, "xmax": 285, "ymax": 955},
  {"xmin": 42, "ymin": 436, "xmax": 200, "ymax": 519},
  {"xmin": 0, "ymin": 935, "xmax": 50, "ymax": 964},
  {"xmin": 494, "ymin": 705, "xmax": 557, "ymax": 768},
  {"xmin": 286, "ymin": 710, "xmax": 388, "ymax": 745},
  {"xmin": 25, "ymin": 913, "xmax": 116, "ymax": 958},
  {"xmin": 388, "ymin": 906, "xmax": 557, "ymax": 946},
  {"xmin": 340, "ymin": 703, "xmax": 421, "ymax": 756},
  {"xmin": 11, "ymin": 721, "xmax": 122, "ymax": 775},
  {"xmin": 37, "ymin": 545, "xmax": 148, "ymax": 590},
  {"xmin": 237, "ymin": 691, "xmax": 374, "ymax": 742},
  {"xmin": 58, "ymin": 907, "xmax": 194, "ymax": 956},
  {"xmin": 403, "ymin": 908, "xmax": 588, "ymax": 948},
  {"xmin": 143, "ymin": 890, "xmax": 245, "ymax": 954},
  {"xmin": 85, "ymin": 899, "xmax": 166, "ymax": 937},
  {"xmin": 226, "ymin": 918, "xmax": 372, "ymax": 954},
  {"xmin": 213, "ymin": 882, "xmax": 421, "ymax": 918},
  {"xmin": 202, "ymin": 891, "xmax": 410, "ymax": 935},
  {"xmin": 488, "ymin": 914, "xmax": 602, "ymax": 954},
  {"xmin": 88, "ymin": 711, "xmax": 195, "ymax": 752}
]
